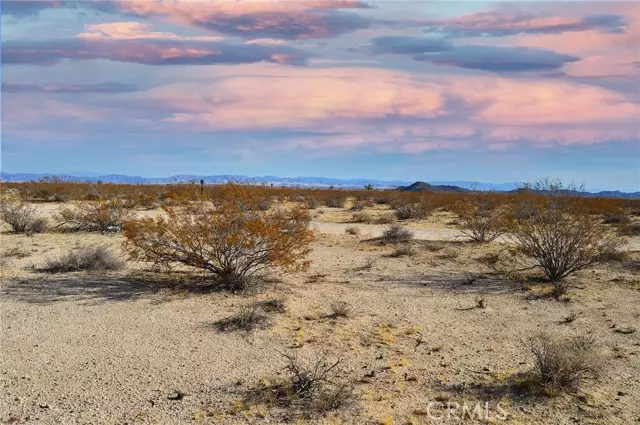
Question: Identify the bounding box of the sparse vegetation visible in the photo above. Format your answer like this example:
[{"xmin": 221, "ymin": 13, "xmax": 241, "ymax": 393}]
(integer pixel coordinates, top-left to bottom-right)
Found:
[
  {"xmin": 0, "ymin": 201, "xmax": 42, "ymax": 233},
  {"xmin": 452, "ymin": 195, "xmax": 508, "ymax": 243},
  {"xmin": 40, "ymin": 244, "xmax": 124, "ymax": 273},
  {"xmin": 345, "ymin": 226, "xmax": 360, "ymax": 235},
  {"xmin": 394, "ymin": 202, "xmax": 431, "ymax": 220},
  {"xmin": 380, "ymin": 225, "xmax": 413, "ymax": 244},
  {"xmin": 123, "ymin": 184, "xmax": 315, "ymax": 291},
  {"xmin": 214, "ymin": 305, "xmax": 271, "ymax": 332},
  {"xmin": 245, "ymin": 351, "xmax": 353, "ymax": 417},
  {"xmin": 512, "ymin": 191, "xmax": 625, "ymax": 283},
  {"xmin": 390, "ymin": 243, "xmax": 415, "ymax": 257},
  {"xmin": 526, "ymin": 333, "xmax": 603, "ymax": 393},
  {"xmin": 328, "ymin": 300, "xmax": 352, "ymax": 318},
  {"xmin": 351, "ymin": 212, "xmax": 374, "ymax": 224},
  {"xmin": 56, "ymin": 199, "xmax": 133, "ymax": 232}
]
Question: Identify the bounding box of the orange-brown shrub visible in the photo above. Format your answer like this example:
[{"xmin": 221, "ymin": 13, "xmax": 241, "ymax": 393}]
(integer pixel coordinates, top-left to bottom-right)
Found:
[
  {"xmin": 56, "ymin": 199, "xmax": 134, "ymax": 232},
  {"xmin": 452, "ymin": 195, "xmax": 509, "ymax": 242},
  {"xmin": 122, "ymin": 184, "xmax": 315, "ymax": 291}
]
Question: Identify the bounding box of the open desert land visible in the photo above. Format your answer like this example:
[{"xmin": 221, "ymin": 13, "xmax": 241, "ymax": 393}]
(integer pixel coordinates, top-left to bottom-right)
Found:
[{"xmin": 1, "ymin": 194, "xmax": 639, "ymax": 425}]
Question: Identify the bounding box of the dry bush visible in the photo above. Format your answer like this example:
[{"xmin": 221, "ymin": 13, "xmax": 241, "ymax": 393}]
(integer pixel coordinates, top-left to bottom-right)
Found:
[
  {"xmin": 345, "ymin": 226, "xmax": 360, "ymax": 235},
  {"xmin": 390, "ymin": 243, "xmax": 415, "ymax": 257},
  {"xmin": 452, "ymin": 196, "xmax": 508, "ymax": 243},
  {"xmin": 57, "ymin": 199, "xmax": 133, "ymax": 232},
  {"xmin": 526, "ymin": 333, "xmax": 603, "ymax": 393},
  {"xmin": 246, "ymin": 351, "xmax": 353, "ymax": 417},
  {"xmin": 512, "ymin": 193, "xmax": 625, "ymax": 283},
  {"xmin": 380, "ymin": 225, "xmax": 413, "ymax": 244},
  {"xmin": 394, "ymin": 202, "xmax": 431, "ymax": 220},
  {"xmin": 25, "ymin": 217, "xmax": 47, "ymax": 235},
  {"xmin": 305, "ymin": 197, "xmax": 320, "ymax": 210},
  {"xmin": 40, "ymin": 244, "xmax": 124, "ymax": 273},
  {"xmin": 349, "ymin": 201, "xmax": 364, "ymax": 211},
  {"xmin": 123, "ymin": 184, "xmax": 315, "ymax": 292},
  {"xmin": 351, "ymin": 212, "xmax": 374, "ymax": 224},
  {"xmin": 214, "ymin": 305, "xmax": 271, "ymax": 332},
  {"xmin": 0, "ymin": 201, "xmax": 41, "ymax": 233},
  {"xmin": 328, "ymin": 301, "xmax": 352, "ymax": 318},
  {"xmin": 255, "ymin": 297, "xmax": 287, "ymax": 313},
  {"xmin": 617, "ymin": 221, "xmax": 640, "ymax": 236},
  {"xmin": 375, "ymin": 214, "xmax": 397, "ymax": 225},
  {"xmin": 324, "ymin": 196, "xmax": 346, "ymax": 208}
]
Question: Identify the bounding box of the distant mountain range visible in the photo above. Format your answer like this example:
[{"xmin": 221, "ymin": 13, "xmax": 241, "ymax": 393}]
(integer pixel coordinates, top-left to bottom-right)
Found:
[
  {"xmin": 1, "ymin": 172, "xmax": 638, "ymax": 199},
  {"xmin": 395, "ymin": 181, "xmax": 639, "ymax": 199}
]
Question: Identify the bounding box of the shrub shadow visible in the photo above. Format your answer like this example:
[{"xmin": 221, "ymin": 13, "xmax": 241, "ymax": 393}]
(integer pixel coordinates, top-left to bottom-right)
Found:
[{"xmin": 0, "ymin": 272, "xmax": 231, "ymax": 305}]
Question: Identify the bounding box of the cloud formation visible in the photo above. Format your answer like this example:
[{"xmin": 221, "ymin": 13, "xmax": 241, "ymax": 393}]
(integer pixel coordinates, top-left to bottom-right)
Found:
[
  {"xmin": 415, "ymin": 45, "xmax": 580, "ymax": 72},
  {"xmin": 2, "ymin": 82, "xmax": 140, "ymax": 94},
  {"xmin": 370, "ymin": 36, "xmax": 453, "ymax": 54},
  {"xmin": 423, "ymin": 9, "xmax": 626, "ymax": 37},
  {"xmin": 132, "ymin": 66, "xmax": 639, "ymax": 150},
  {"xmin": 2, "ymin": 38, "xmax": 310, "ymax": 66},
  {"xmin": 77, "ymin": 21, "xmax": 224, "ymax": 41},
  {"xmin": 117, "ymin": 0, "xmax": 373, "ymax": 39}
]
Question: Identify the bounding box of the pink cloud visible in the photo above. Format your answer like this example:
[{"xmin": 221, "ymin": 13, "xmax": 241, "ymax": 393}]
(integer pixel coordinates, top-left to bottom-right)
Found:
[
  {"xmin": 115, "ymin": 0, "xmax": 372, "ymax": 39},
  {"xmin": 77, "ymin": 21, "xmax": 224, "ymax": 41},
  {"xmin": 134, "ymin": 65, "xmax": 639, "ymax": 151}
]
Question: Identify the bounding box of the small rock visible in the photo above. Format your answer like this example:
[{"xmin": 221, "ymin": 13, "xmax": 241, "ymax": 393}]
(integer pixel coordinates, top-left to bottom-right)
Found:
[
  {"xmin": 167, "ymin": 391, "xmax": 186, "ymax": 401},
  {"xmin": 617, "ymin": 391, "xmax": 627, "ymax": 397}
]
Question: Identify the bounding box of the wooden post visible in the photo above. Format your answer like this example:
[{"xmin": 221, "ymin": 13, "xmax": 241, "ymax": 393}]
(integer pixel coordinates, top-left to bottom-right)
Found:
[{"xmin": 200, "ymin": 179, "xmax": 204, "ymax": 202}]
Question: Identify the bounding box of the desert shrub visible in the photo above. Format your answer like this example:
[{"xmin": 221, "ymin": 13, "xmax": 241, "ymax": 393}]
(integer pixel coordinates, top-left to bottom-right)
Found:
[
  {"xmin": 602, "ymin": 212, "xmax": 625, "ymax": 224},
  {"xmin": 324, "ymin": 196, "xmax": 346, "ymax": 208},
  {"xmin": 0, "ymin": 202, "xmax": 43, "ymax": 233},
  {"xmin": 40, "ymin": 244, "xmax": 124, "ymax": 273},
  {"xmin": 375, "ymin": 214, "xmax": 397, "ymax": 225},
  {"xmin": 214, "ymin": 305, "xmax": 271, "ymax": 332},
  {"xmin": 305, "ymin": 197, "xmax": 320, "ymax": 210},
  {"xmin": 351, "ymin": 212, "xmax": 374, "ymax": 224},
  {"xmin": 328, "ymin": 301, "xmax": 351, "ymax": 318},
  {"xmin": 57, "ymin": 199, "xmax": 133, "ymax": 232},
  {"xmin": 380, "ymin": 225, "xmax": 413, "ymax": 244},
  {"xmin": 345, "ymin": 226, "xmax": 360, "ymax": 235},
  {"xmin": 394, "ymin": 202, "xmax": 431, "ymax": 220},
  {"xmin": 526, "ymin": 333, "xmax": 603, "ymax": 393},
  {"xmin": 617, "ymin": 222, "xmax": 640, "ymax": 236},
  {"xmin": 391, "ymin": 244, "xmax": 415, "ymax": 257},
  {"xmin": 26, "ymin": 217, "xmax": 47, "ymax": 234},
  {"xmin": 245, "ymin": 351, "xmax": 353, "ymax": 417},
  {"xmin": 350, "ymin": 201, "xmax": 364, "ymax": 211},
  {"xmin": 255, "ymin": 297, "xmax": 287, "ymax": 313},
  {"xmin": 452, "ymin": 196, "xmax": 508, "ymax": 243},
  {"xmin": 512, "ymin": 192, "xmax": 624, "ymax": 282},
  {"xmin": 123, "ymin": 184, "xmax": 315, "ymax": 292}
]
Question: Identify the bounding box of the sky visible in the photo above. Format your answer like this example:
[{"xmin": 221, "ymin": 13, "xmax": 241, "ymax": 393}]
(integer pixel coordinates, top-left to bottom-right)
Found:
[{"xmin": 1, "ymin": 0, "xmax": 639, "ymax": 191}]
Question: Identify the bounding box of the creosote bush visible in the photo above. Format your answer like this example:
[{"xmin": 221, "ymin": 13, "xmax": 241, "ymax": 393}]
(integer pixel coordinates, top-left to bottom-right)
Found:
[
  {"xmin": 380, "ymin": 225, "xmax": 413, "ymax": 244},
  {"xmin": 57, "ymin": 199, "xmax": 133, "ymax": 232},
  {"xmin": 394, "ymin": 202, "xmax": 431, "ymax": 220},
  {"xmin": 526, "ymin": 333, "xmax": 603, "ymax": 393},
  {"xmin": 123, "ymin": 184, "xmax": 315, "ymax": 292},
  {"xmin": 452, "ymin": 196, "xmax": 508, "ymax": 243},
  {"xmin": 0, "ymin": 201, "xmax": 43, "ymax": 234},
  {"xmin": 512, "ymin": 184, "xmax": 625, "ymax": 283},
  {"xmin": 41, "ymin": 244, "xmax": 124, "ymax": 273}
]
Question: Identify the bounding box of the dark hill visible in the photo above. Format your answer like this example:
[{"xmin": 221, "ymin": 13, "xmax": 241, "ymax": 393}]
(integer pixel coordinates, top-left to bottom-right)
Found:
[{"xmin": 396, "ymin": 181, "xmax": 467, "ymax": 193}]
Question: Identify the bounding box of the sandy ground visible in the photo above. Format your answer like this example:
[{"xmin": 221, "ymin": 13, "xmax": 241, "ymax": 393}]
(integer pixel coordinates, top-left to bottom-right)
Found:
[{"xmin": 1, "ymin": 203, "xmax": 639, "ymax": 424}]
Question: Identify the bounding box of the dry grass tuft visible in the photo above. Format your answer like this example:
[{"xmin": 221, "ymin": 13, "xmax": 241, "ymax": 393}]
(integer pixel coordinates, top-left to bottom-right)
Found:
[
  {"xmin": 40, "ymin": 244, "xmax": 124, "ymax": 273},
  {"xmin": 525, "ymin": 333, "xmax": 603, "ymax": 393}
]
